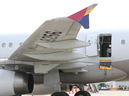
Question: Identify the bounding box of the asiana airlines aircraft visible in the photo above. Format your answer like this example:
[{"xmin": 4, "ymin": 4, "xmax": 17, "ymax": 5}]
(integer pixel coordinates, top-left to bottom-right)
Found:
[{"xmin": 0, "ymin": 3, "xmax": 129, "ymax": 96}]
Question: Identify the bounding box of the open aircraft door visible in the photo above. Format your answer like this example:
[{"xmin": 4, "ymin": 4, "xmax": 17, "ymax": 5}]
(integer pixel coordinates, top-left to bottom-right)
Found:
[{"xmin": 86, "ymin": 33, "xmax": 98, "ymax": 56}]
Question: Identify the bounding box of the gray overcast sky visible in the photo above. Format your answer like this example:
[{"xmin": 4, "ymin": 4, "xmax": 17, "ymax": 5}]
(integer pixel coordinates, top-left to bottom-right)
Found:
[{"xmin": 0, "ymin": 0, "xmax": 129, "ymax": 34}]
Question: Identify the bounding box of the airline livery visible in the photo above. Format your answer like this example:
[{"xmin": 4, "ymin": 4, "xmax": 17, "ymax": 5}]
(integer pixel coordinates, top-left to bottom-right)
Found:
[{"xmin": 0, "ymin": 4, "xmax": 128, "ymax": 96}]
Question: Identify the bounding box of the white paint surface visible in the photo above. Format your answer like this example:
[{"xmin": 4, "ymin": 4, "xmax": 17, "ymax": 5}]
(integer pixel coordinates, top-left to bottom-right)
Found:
[{"xmin": 86, "ymin": 33, "xmax": 98, "ymax": 56}]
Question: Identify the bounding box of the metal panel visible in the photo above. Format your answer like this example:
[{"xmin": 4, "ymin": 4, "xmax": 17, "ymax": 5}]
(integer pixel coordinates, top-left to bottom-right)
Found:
[
  {"xmin": 24, "ymin": 52, "xmax": 86, "ymax": 61},
  {"xmin": 86, "ymin": 33, "xmax": 98, "ymax": 56},
  {"xmin": 36, "ymin": 39, "xmax": 90, "ymax": 49},
  {"xmin": 44, "ymin": 70, "xmax": 61, "ymax": 92}
]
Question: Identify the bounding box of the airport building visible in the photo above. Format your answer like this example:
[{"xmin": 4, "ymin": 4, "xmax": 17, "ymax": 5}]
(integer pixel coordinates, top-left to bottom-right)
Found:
[{"xmin": 106, "ymin": 81, "xmax": 129, "ymax": 89}]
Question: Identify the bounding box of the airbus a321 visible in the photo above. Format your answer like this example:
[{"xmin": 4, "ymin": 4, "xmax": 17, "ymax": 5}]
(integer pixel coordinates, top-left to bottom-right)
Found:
[{"xmin": 0, "ymin": 4, "xmax": 128, "ymax": 96}]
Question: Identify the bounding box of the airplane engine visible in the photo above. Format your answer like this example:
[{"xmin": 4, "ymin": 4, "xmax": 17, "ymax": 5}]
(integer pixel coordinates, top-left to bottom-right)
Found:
[{"xmin": 0, "ymin": 69, "xmax": 34, "ymax": 96}]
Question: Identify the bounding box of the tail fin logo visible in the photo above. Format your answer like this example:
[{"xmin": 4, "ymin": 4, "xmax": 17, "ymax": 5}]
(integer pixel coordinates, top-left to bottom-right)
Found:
[{"xmin": 68, "ymin": 4, "xmax": 97, "ymax": 29}]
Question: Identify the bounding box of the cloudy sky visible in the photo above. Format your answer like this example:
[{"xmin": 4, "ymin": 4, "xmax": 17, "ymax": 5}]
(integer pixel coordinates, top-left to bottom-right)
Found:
[{"xmin": 0, "ymin": 0, "xmax": 129, "ymax": 34}]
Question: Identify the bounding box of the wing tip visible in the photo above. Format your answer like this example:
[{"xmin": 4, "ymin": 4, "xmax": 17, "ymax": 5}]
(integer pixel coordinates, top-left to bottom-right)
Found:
[{"xmin": 68, "ymin": 3, "xmax": 98, "ymax": 29}]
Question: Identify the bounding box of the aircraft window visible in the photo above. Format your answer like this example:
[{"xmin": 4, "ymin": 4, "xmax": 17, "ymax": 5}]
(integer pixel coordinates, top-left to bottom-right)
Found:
[
  {"xmin": 19, "ymin": 42, "xmax": 22, "ymax": 46},
  {"xmin": 9, "ymin": 43, "xmax": 13, "ymax": 47},
  {"xmin": 2, "ymin": 43, "xmax": 6, "ymax": 48},
  {"xmin": 121, "ymin": 40, "xmax": 125, "ymax": 45}
]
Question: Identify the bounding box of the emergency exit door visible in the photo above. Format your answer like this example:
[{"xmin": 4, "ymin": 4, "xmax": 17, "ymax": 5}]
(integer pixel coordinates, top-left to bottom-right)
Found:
[{"xmin": 86, "ymin": 33, "xmax": 98, "ymax": 56}]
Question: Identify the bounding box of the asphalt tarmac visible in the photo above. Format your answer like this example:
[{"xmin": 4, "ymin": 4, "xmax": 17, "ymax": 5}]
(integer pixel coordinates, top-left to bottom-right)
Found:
[{"xmin": 23, "ymin": 91, "xmax": 129, "ymax": 96}]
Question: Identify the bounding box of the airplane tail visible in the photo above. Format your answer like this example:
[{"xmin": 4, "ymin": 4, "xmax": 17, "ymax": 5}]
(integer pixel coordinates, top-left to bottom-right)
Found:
[{"xmin": 68, "ymin": 4, "xmax": 97, "ymax": 29}]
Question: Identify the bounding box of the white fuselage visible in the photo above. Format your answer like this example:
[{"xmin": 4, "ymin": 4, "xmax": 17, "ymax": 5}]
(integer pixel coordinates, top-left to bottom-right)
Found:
[
  {"xmin": 0, "ymin": 29, "xmax": 129, "ymax": 67},
  {"xmin": 0, "ymin": 33, "xmax": 30, "ymax": 59}
]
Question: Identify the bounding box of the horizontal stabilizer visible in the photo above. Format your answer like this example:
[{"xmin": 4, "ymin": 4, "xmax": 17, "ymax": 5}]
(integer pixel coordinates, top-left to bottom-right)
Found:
[
  {"xmin": 68, "ymin": 4, "xmax": 97, "ymax": 29},
  {"xmin": 24, "ymin": 52, "xmax": 86, "ymax": 61},
  {"xmin": 36, "ymin": 40, "xmax": 90, "ymax": 49}
]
